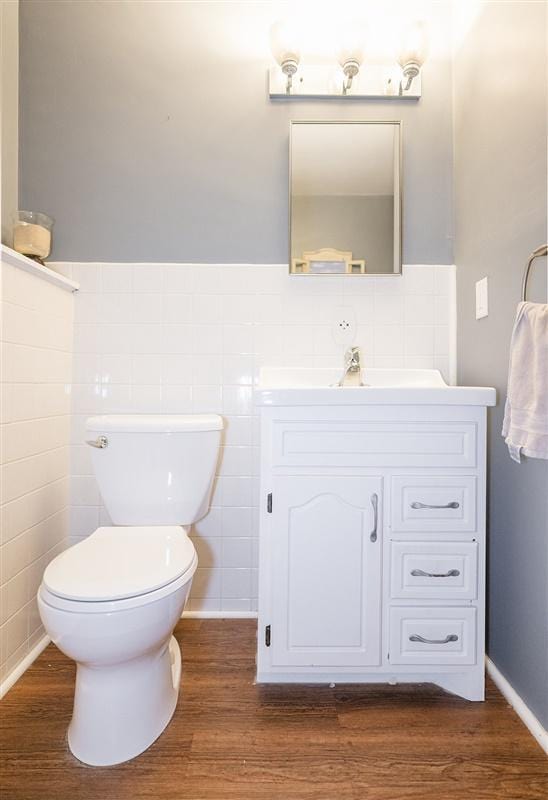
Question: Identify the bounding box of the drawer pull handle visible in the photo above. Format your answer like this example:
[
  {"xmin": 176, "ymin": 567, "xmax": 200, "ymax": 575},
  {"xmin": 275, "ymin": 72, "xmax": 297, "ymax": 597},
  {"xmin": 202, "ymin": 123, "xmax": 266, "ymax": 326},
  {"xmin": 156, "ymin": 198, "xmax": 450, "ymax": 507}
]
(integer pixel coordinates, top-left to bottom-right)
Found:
[
  {"xmin": 410, "ymin": 568, "xmax": 460, "ymax": 578},
  {"xmin": 409, "ymin": 634, "xmax": 458, "ymax": 645},
  {"xmin": 85, "ymin": 435, "xmax": 108, "ymax": 449},
  {"xmin": 410, "ymin": 501, "xmax": 460, "ymax": 510},
  {"xmin": 370, "ymin": 493, "xmax": 378, "ymax": 543}
]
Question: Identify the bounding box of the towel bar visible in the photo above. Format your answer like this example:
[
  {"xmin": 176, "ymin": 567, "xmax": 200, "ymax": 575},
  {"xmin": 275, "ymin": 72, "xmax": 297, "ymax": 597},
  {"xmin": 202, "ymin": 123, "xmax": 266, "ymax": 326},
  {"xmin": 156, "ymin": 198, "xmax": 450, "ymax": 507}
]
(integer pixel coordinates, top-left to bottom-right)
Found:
[{"xmin": 521, "ymin": 245, "xmax": 548, "ymax": 301}]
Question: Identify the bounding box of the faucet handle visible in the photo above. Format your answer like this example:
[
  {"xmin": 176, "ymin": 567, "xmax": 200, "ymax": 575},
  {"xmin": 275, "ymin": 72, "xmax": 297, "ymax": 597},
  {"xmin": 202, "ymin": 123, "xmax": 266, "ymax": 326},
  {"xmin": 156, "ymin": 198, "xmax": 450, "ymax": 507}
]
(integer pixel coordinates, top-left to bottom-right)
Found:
[{"xmin": 345, "ymin": 346, "xmax": 361, "ymax": 371}]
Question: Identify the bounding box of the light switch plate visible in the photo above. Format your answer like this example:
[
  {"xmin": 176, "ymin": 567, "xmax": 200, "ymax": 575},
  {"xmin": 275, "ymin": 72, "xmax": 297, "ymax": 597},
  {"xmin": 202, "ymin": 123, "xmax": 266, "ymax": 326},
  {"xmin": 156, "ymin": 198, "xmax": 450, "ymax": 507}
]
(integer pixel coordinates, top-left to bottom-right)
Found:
[{"xmin": 476, "ymin": 277, "xmax": 488, "ymax": 319}]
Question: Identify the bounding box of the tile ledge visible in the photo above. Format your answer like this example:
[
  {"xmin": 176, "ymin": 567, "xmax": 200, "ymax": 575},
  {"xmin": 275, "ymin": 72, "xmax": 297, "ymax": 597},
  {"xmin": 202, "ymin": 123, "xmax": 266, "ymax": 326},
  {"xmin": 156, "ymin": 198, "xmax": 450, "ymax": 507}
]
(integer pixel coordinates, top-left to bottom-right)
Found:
[{"xmin": 1, "ymin": 245, "xmax": 79, "ymax": 293}]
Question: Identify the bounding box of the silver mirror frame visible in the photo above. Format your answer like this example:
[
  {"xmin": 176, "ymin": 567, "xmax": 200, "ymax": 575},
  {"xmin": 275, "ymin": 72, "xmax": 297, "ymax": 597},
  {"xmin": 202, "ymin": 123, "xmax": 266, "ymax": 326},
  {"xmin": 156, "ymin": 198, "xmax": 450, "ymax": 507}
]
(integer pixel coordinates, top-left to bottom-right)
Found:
[{"xmin": 289, "ymin": 120, "xmax": 403, "ymax": 276}]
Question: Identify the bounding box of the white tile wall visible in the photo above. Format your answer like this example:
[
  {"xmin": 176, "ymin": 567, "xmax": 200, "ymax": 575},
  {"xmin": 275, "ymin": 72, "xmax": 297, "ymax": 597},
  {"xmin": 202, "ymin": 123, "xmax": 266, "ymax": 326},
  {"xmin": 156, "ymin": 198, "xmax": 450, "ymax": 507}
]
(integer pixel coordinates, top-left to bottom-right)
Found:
[
  {"xmin": 0, "ymin": 257, "xmax": 74, "ymax": 683},
  {"xmin": 60, "ymin": 262, "xmax": 455, "ymax": 615}
]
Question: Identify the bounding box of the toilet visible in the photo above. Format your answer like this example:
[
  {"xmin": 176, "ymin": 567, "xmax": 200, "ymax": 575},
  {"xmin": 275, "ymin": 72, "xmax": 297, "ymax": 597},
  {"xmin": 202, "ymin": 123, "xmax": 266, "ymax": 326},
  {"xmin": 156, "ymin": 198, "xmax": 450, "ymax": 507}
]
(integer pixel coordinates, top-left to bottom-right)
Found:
[{"xmin": 38, "ymin": 414, "xmax": 223, "ymax": 766}]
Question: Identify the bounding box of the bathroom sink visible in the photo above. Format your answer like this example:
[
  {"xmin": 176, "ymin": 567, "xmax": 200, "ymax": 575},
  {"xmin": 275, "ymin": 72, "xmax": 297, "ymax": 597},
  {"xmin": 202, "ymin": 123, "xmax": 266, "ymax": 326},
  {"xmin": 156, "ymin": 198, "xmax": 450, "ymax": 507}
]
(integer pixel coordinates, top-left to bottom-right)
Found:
[{"xmin": 255, "ymin": 367, "xmax": 496, "ymax": 406}]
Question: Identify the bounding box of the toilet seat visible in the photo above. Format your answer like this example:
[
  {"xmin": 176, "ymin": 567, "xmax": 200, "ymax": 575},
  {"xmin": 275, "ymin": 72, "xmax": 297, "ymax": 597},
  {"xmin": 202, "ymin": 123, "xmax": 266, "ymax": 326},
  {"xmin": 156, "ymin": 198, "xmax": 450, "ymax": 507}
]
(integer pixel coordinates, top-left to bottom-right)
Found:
[{"xmin": 42, "ymin": 525, "xmax": 197, "ymax": 608}]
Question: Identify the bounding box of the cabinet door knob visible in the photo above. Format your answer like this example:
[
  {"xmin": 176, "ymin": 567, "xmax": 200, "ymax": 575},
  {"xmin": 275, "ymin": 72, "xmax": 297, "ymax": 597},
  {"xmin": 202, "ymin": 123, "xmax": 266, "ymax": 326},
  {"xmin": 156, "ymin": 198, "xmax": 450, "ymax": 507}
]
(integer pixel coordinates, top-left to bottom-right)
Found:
[
  {"xmin": 409, "ymin": 634, "xmax": 458, "ymax": 645},
  {"xmin": 370, "ymin": 493, "xmax": 378, "ymax": 542},
  {"xmin": 410, "ymin": 568, "xmax": 460, "ymax": 578}
]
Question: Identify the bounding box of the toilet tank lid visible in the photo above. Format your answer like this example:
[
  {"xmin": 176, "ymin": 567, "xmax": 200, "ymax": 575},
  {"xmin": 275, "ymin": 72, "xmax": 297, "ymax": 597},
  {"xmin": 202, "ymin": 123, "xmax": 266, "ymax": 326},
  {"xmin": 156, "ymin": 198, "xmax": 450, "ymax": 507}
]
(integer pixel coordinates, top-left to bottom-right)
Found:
[{"xmin": 86, "ymin": 414, "xmax": 223, "ymax": 433}]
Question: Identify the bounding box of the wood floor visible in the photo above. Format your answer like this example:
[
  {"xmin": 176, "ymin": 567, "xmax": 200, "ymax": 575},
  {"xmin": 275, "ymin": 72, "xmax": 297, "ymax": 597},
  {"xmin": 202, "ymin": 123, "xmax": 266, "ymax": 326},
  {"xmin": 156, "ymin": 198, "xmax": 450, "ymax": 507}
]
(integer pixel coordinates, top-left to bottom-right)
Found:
[{"xmin": 1, "ymin": 620, "xmax": 547, "ymax": 800}]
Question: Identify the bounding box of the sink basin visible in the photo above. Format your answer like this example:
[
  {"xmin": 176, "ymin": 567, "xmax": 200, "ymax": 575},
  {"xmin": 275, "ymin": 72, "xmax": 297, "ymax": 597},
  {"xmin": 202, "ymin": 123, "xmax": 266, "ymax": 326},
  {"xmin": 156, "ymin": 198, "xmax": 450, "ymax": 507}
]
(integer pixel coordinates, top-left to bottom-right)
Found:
[{"xmin": 255, "ymin": 367, "xmax": 496, "ymax": 406}]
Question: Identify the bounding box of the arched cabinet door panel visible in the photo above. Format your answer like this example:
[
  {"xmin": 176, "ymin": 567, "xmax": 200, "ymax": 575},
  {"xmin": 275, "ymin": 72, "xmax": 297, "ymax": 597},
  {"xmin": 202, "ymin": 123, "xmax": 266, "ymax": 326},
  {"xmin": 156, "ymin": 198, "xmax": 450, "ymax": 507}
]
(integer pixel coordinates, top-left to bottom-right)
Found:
[{"xmin": 269, "ymin": 476, "xmax": 382, "ymax": 668}]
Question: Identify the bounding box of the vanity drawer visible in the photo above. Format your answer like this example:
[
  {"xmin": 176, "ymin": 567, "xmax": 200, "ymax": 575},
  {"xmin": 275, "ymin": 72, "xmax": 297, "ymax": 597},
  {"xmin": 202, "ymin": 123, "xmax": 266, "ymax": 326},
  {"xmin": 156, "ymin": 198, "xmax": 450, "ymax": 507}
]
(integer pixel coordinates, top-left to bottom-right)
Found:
[
  {"xmin": 272, "ymin": 421, "xmax": 478, "ymax": 468},
  {"xmin": 389, "ymin": 607, "xmax": 477, "ymax": 666},
  {"xmin": 391, "ymin": 476, "xmax": 477, "ymax": 532},
  {"xmin": 390, "ymin": 541, "xmax": 478, "ymax": 600}
]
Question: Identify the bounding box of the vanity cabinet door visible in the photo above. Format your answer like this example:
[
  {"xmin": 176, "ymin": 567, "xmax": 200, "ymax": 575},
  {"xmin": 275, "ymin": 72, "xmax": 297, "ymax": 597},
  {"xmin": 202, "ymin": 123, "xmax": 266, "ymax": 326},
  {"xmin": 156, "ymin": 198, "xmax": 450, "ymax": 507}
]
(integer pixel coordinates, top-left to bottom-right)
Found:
[{"xmin": 269, "ymin": 476, "xmax": 382, "ymax": 667}]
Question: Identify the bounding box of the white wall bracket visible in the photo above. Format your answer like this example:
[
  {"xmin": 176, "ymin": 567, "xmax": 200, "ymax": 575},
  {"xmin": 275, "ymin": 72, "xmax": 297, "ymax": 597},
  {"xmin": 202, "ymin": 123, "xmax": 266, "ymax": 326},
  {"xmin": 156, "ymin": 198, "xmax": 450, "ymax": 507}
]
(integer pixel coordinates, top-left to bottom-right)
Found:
[{"xmin": 268, "ymin": 65, "xmax": 421, "ymax": 100}]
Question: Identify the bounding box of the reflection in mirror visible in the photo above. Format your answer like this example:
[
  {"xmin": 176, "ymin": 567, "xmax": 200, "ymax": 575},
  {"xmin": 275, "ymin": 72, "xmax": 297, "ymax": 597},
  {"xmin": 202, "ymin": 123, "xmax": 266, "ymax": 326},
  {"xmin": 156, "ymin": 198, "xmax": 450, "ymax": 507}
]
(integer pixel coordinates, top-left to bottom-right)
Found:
[{"xmin": 290, "ymin": 121, "xmax": 401, "ymax": 275}]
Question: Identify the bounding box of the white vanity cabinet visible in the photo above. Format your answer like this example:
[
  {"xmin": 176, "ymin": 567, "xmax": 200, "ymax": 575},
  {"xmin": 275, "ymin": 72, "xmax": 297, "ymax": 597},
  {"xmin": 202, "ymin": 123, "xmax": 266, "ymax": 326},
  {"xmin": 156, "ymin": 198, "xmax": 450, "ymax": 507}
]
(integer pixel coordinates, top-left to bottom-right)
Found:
[{"xmin": 255, "ymin": 371, "xmax": 496, "ymax": 702}]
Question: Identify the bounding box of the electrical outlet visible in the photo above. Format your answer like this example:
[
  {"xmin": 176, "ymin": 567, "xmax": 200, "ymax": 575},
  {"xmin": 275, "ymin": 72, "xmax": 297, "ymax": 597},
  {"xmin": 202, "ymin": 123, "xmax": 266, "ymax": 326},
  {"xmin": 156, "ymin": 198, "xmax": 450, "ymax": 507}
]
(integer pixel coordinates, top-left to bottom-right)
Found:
[{"xmin": 332, "ymin": 306, "xmax": 357, "ymax": 347}]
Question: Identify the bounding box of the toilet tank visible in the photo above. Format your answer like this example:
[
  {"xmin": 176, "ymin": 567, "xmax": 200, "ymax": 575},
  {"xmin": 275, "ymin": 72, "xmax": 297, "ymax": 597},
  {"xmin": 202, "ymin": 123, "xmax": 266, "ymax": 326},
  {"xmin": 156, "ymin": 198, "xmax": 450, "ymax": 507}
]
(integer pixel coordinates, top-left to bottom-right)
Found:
[{"xmin": 85, "ymin": 415, "xmax": 223, "ymax": 525}]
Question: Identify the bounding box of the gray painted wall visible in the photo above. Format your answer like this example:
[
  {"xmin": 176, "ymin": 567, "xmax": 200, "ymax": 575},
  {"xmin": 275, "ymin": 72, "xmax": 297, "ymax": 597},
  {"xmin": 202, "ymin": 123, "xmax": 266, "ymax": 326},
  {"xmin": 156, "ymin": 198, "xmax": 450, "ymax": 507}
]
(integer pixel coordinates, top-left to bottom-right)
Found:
[
  {"xmin": 454, "ymin": 2, "xmax": 548, "ymax": 728},
  {"xmin": 291, "ymin": 195, "xmax": 394, "ymax": 273},
  {"xmin": 19, "ymin": 0, "xmax": 454, "ymax": 263},
  {"xmin": 1, "ymin": 0, "xmax": 19, "ymax": 246}
]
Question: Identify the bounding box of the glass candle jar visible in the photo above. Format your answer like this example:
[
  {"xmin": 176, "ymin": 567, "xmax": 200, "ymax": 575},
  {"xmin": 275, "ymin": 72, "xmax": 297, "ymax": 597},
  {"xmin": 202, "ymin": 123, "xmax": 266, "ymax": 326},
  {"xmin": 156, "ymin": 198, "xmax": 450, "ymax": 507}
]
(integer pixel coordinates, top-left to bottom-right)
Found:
[{"xmin": 12, "ymin": 210, "xmax": 54, "ymax": 261}]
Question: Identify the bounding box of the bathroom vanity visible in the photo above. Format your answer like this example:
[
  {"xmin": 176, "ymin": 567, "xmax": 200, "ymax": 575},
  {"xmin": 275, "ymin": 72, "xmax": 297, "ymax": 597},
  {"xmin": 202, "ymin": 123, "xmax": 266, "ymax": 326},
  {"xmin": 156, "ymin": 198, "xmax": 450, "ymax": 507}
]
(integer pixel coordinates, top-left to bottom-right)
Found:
[{"xmin": 255, "ymin": 368, "xmax": 496, "ymax": 701}]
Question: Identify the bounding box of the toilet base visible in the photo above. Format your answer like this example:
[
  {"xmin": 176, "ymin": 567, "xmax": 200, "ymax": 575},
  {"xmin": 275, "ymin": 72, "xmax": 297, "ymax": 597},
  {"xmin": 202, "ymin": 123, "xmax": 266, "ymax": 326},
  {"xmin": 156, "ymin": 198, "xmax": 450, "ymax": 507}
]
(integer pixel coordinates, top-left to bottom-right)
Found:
[{"xmin": 68, "ymin": 636, "xmax": 182, "ymax": 766}]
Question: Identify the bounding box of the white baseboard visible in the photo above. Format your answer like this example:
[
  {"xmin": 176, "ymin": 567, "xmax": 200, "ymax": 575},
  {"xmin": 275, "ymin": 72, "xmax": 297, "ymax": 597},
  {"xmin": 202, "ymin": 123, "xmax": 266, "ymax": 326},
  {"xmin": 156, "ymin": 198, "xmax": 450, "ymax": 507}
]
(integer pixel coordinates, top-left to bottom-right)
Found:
[
  {"xmin": 0, "ymin": 635, "xmax": 51, "ymax": 699},
  {"xmin": 486, "ymin": 656, "xmax": 548, "ymax": 754},
  {"xmin": 183, "ymin": 610, "xmax": 258, "ymax": 619}
]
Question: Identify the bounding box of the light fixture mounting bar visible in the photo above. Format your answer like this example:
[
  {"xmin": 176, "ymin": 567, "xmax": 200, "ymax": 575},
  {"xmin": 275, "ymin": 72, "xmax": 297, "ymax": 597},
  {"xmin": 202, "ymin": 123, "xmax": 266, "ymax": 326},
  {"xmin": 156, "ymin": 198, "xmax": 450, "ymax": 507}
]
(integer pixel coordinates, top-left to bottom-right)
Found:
[{"xmin": 268, "ymin": 65, "xmax": 421, "ymax": 100}]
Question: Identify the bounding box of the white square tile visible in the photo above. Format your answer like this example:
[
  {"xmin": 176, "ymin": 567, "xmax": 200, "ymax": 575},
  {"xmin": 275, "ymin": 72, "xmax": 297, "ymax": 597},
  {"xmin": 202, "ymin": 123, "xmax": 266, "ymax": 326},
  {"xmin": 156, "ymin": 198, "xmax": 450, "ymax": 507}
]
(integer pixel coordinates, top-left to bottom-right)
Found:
[
  {"xmin": 134, "ymin": 293, "xmax": 164, "ymax": 324},
  {"xmin": 192, "ymin": 385, "xmax": 223, "ymax": 413},
  {"xmin": 374, "ymin": 326, "xmax": 404, "ymax": 356},
  {"xmin": 222, "ymin": 325, "xmax": 254, "ymax": 355},
  {"xmin": 222, "ymin": 355, "xmax": 254, "ymax": 386},
  {"xmin": 222, "ymin": 295, "xmax": 255, "ymax": 325},
  {"xmin": 192, "ymin": 354, "xmax": 222, "ymax": 385},
  {"xmin": 98, "ymin": 324, "xmax": 134, "ymax": 355},
  {"xmin": 70, "ymin": 264, "xmax": 100, "ymax": 293},
  {"xmin": 374, "ymin": 295, "xmax": 403, "ymax": 325},
  {"xmin": 193, "ymin": 266, "xmax": 222, "ymax": 294},
  {"xmin": 434, "ymin": 266, "xmax": 454, "ymax": 296},
  {"xmin": 164, "ymin": 265, "xmax": 193, "ymax": 293},
  {"xmin": 402, "ymin": 265, "xmax": 435, "ymax": 295},
  {"xmin": 100, "ymin": 354, "xmax": 132, "ymax": 384},
  {"xmin": 100, "ymin": 293, "xmax": 134, "ymax": 325},
  {"xmin": 133, "ymin": 265, "xmax": 164, "ymax": 293},
  {"xmin": 221, "ymin": 568, "xmax": 251, "ymax": 599},
  {"xmin": 161, "ymin": 354, "xmax": 194, "ymax": 384},
  {"xmin": 222, "ymin": 538, "xmax": 252, "ymax": 569},
  {"xmin": 192, "ymin": 294, "xmax": 222, "ymax": 325},
  {"xmin": 222, "ymin": 507, "xmax": 254, "ymax": 537},
  {"xmin": 132, "ymin": 385, "xmax": 162, "ymax": 413},
  {"xmin": 192, "ymin": 325, "xmax": 223, "ymax": 355},
  {"xmin": 101, "ymin": 265, "xmax": 133, "ymax": 293},
  {"xmin": 162, "ymin": 294, "xmax": 192, "ymax": 324},
  {"xmin": 404, "ymin": 295, "xmax": 435, "ymax": 325},
  {"xmin": 434, "ymin": 325, "xmax": 450, "ymax": 355},
  {"xmin": 161, "ymin": 385, "xmax": 193, "ymax": 413},
  {"xmin": 133, "ymin": 354, "xmax": 163, "ymax": 384},
  {"xmin": 404, "ymin": 325, "xmax": 435, "ymax": 356},
  {"xmin": 162, "ymin": 324, "xmax": 194, "ymax": 355}
]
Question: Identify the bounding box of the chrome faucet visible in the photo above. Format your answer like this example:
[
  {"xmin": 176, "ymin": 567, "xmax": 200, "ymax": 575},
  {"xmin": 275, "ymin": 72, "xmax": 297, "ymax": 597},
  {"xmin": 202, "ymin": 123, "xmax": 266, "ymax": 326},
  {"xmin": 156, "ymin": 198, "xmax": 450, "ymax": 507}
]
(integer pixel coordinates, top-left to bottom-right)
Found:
[{"xmin": 336, "ymin": 346, "xmax": 364, "ymax": 387}]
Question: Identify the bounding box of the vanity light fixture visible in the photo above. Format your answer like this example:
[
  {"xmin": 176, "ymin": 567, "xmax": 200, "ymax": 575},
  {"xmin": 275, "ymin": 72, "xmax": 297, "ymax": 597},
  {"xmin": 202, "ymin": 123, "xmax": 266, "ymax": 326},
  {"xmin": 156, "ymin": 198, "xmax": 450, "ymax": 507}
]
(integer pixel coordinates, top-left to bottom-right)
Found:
[
  {"xmin": 336, "ymin": 24, "xmax": 367, "ymax": 95},
  {"xmin": 270, "ymin": 20, "xmax": 301, "ymax": 95},
  {"xmin": 268, "ymin": 19, "xmax": 428, "ymax": 100},
  {"xmin": 397, "ymin": 21, "xmax": 429, "ymax": 91}
]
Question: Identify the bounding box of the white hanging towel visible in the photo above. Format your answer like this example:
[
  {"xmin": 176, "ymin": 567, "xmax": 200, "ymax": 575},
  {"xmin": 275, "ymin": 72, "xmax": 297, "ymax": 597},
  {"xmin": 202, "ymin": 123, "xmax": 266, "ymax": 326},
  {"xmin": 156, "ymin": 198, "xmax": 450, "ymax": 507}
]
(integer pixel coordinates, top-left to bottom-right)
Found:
[{"xmin": 502, "ymin": 301, "xmax": 548, "ymax": 462}]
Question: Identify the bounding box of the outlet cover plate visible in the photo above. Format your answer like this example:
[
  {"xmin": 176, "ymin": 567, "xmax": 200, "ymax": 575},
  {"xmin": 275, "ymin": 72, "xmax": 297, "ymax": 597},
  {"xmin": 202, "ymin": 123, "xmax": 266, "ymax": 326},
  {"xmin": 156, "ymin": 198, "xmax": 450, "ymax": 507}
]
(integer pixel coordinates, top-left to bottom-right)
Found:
[{"xmin": 476, "ymin": 277, "xmax": 488, "ymax": 319}]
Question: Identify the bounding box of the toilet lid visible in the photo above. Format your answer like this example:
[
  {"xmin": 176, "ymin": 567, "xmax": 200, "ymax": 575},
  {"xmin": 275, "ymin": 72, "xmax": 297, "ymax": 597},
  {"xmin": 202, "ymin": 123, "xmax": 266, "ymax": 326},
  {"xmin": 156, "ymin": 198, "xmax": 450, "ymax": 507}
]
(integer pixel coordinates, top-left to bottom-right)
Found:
[{"xmin": 43, "ymin": 526, "xmax": 196, "ymax": 602}]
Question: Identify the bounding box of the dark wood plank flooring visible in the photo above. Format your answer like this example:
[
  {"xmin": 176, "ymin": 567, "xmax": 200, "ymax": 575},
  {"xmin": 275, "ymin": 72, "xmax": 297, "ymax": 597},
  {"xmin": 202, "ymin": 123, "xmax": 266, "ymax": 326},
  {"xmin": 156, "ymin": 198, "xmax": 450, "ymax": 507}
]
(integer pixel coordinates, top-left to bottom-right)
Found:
[{"xmin": 1, "ymin": 619, "xmax": 546, "ymax": 800}]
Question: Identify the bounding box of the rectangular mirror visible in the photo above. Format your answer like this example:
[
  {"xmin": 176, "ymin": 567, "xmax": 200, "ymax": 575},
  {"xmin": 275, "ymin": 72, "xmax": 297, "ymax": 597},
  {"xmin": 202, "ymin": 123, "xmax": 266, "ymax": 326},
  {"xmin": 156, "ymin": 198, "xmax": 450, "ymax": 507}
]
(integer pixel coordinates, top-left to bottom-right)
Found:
[{"xmin": 290, "ymin": 121, "xmax": 402, "ymax": 275}]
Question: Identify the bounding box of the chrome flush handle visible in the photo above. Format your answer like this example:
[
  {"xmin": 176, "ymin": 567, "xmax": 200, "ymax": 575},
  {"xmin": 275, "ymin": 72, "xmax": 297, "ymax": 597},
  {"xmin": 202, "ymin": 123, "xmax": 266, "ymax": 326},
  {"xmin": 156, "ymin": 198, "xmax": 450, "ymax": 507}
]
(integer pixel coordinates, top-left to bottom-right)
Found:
[
  {"xmin": 370, "ymin": 493, "xmax": 378, "ymax": 542},
  {"xmin": 411, "ymin": 501, "xmax": 459, "ymax": 510},
  {"xmin": 409, "ymin": 634, "xmax": 458, "ymax": 645},
  {"xmin": 85, "ymin": 435, "xmax": 108, "ymax": 449},
  {"xmin": 410, "ymin": 568, "xmax": 460, "ymax": 578}
]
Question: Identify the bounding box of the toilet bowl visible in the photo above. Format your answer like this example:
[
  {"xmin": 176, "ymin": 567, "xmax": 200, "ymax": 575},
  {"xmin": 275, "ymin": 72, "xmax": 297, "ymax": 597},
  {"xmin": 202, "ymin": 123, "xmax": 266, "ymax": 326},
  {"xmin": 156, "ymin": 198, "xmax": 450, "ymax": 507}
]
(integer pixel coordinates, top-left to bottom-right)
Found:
[
  {"xmin": 39, "ymin": 525, "xmax": 197, "ymax": 766},
  {"xmin": 38, "ymin": 414, "xmax": 222, "ymax": 766}
]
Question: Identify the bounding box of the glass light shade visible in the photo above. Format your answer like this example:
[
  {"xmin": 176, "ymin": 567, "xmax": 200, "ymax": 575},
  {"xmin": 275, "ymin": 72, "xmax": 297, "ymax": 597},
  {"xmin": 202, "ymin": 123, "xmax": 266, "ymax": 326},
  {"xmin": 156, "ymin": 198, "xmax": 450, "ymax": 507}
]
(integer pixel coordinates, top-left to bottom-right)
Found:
[
  {"xmin": 270, "ymin": 20, "xmax": 301, "ymax": 67},
  {"xmin": 398, "ymin": 21, "xmax": 429, "ymax": 68},
  {"xmin": 336, "ymin": 23, "xmax": 367, "ymax": 68}
]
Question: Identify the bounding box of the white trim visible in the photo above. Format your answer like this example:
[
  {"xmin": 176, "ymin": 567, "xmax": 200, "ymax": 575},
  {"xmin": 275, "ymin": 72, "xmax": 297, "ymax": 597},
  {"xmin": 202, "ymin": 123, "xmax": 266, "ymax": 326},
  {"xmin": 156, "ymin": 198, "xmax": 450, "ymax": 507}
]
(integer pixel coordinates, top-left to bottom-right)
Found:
[
  {"xmin": 1, "ymin": 244, "xmax": 79, "ymax": 292},
  {"xmin": 486, "ymin": 656, "xmax": 548, "ymax": 754},
  {"xmin": 183, "ymin": 610, "xmax": 258, "ymax": 620},
  {"xmin": 0, "ymin": 635, "xmax": 51, "ymax": 699}
]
